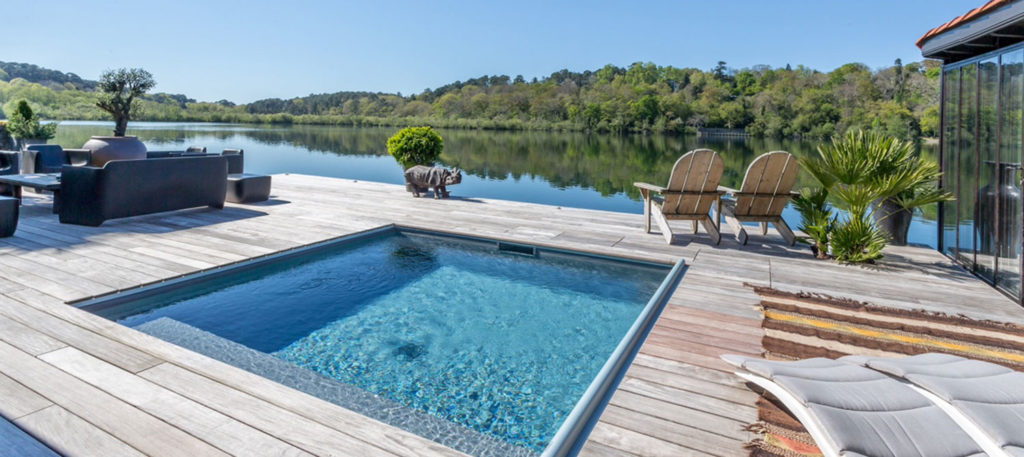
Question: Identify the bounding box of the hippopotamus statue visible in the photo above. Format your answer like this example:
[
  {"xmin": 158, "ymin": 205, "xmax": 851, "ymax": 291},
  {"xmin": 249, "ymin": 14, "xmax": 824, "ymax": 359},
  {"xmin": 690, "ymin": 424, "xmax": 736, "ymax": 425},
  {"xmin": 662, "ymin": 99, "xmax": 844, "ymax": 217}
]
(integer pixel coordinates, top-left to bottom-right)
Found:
[{"xmin": 404, "ymin": 165, "xmax": 462, "ymax": 199}]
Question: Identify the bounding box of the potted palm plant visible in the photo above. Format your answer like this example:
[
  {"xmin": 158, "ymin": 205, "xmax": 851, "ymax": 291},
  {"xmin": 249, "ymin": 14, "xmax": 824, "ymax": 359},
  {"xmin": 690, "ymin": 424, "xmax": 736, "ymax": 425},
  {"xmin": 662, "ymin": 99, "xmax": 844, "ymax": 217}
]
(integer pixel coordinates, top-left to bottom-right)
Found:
[
  {"xmin": 799, "ymin": 131, "xmax": 952, "ymax": 262},
  {"xmin": 85, "ymin": 68, "xmax": 155, "ymax": 166}
]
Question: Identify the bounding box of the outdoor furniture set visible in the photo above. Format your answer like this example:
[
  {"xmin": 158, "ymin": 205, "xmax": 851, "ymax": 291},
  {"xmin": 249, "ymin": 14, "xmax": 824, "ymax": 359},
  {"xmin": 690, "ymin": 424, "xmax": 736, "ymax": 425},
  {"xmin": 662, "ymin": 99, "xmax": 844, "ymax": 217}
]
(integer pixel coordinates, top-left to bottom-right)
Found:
[
  {"xmin": 0, "ymin": 146, "xmax": 272, "ymax": 234},
  {"xmin": 634, "ymin": 149, "xmax": 800, "ymax": 246}
]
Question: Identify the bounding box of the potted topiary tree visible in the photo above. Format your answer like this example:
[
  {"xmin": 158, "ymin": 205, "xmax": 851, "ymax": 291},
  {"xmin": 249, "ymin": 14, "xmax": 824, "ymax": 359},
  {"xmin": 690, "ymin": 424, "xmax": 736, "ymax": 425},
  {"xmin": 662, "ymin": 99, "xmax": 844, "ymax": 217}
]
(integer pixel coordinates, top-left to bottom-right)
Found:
[
  {"xmin": 4, "ymin": 100, "xmax": 57, "ymax": 149},
  {"xmin": 387, "ymin": 127, "xmax": 462, "ymax": 198},
  {"xmin": 387, "ymin": 126, "xmax": 444, "ymax": 168},
  {"xmin": 85, "ymin": 68, "xmax": 156, "ymax": 166}
]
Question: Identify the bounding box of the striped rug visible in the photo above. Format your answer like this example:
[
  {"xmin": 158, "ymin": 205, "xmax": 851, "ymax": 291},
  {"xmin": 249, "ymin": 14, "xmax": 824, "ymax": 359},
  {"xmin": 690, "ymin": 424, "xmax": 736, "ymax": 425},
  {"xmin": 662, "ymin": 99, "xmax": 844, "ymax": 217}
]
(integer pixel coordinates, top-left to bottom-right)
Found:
[
  {"xmin": 742, "ymin": 285, "xmax": 1024, "ymax": 456},
  {"xmin": 752, "ymin": 285, "xmax": 1024, "ymax": 371}
]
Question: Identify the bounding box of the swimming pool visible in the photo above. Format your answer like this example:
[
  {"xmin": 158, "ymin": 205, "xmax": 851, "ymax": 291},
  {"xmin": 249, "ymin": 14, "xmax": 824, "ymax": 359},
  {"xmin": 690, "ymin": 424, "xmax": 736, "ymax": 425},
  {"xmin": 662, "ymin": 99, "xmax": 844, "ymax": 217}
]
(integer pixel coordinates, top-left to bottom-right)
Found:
[{"xmin": 80, "ymin": 227, "xmax": 682, "ymax": 456}]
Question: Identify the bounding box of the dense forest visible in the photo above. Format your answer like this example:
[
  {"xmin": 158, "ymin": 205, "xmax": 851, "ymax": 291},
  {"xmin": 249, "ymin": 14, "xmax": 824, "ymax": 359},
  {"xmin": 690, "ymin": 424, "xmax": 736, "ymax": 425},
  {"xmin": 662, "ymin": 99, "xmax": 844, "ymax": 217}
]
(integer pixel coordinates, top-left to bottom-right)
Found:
[{"xmin": 0, "ymin": 59, "xmax": 940, "ymax": 139}]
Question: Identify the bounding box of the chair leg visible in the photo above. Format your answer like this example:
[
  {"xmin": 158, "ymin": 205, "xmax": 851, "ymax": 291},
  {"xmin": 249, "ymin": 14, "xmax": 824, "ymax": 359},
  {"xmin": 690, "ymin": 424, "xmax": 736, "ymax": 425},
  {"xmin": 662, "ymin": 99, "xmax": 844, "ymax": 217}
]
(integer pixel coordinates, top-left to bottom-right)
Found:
[
  {"xmin": 721, "ymin": 203, "xmax": 748, "ymax": 245},
  {"xmin": 715, "ymin": 195, "xmax": 722, "ymax": 231},
  {"xmin": 760, "ymin": 222, "xmax": 768, "ymax": 236},
  {"xmin": 699, "ymin": 217, "xmax": 721, "ymax": 245},
  {"xmin": 652, "ymin": 209, "xmax": 674, "ymax": 244},
  {"xmin": 774, "ymin": 218, "xmax": 797, "ymax": 246},
  {"xmin": 641, "ymin": 190, "xmax": 651, "ymax": 233},
  {"xmin": 691, "ymin": 220, "xmax": 698, "ymax": 234}
]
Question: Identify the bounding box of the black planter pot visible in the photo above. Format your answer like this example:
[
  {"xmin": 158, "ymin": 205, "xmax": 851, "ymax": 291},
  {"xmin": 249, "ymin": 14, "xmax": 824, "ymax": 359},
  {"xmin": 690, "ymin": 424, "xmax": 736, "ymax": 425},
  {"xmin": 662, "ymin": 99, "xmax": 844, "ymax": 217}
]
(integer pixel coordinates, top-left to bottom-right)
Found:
[{"xmin": 872, "ymin": 198, "xmax": 912, "ymax": 246}]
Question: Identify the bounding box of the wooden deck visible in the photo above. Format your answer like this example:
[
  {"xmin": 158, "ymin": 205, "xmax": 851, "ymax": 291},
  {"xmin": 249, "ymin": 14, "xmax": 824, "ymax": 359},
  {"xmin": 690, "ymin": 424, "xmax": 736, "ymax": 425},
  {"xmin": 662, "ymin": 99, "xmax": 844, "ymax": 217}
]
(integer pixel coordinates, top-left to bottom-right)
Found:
[{"xmin": 0, "ymin": 174, "xmax": 1018, "ymax": 457}]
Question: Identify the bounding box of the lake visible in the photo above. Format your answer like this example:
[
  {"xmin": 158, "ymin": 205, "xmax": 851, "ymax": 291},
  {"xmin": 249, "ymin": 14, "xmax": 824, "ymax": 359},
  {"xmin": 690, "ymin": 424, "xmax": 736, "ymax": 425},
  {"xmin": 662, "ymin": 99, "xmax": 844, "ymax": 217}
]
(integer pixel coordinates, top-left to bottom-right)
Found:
[{"xmin": 51, "ymin": 121, "xmax": 940, "ymax": 248}]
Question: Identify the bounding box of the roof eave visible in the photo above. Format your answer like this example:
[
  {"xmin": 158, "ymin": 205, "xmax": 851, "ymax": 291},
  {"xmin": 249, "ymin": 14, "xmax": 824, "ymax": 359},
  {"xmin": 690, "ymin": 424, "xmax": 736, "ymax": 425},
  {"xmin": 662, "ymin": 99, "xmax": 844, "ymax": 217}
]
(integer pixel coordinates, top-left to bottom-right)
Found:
[{"xmin": 921, "ymin": 1, "xmax": 1024, "ymax": 62}]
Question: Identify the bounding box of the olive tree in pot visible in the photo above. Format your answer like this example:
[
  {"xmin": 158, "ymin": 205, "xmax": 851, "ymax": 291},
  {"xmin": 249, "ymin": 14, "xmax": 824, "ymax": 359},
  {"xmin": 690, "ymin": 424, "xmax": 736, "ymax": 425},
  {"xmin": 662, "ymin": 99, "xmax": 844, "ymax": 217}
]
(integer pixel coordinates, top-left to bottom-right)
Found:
[
  {"xmin": 87, "ymin": 68, "xmax": 156, "ymax": 166},
  {"xmin": 5, "ymin": 100, "xmax": 57, "ymax": 149}
]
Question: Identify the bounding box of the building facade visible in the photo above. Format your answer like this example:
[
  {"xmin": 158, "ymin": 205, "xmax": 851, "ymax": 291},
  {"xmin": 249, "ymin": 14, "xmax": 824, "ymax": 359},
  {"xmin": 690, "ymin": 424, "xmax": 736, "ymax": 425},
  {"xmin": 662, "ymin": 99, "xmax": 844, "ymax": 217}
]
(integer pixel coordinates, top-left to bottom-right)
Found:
[{"xmin": 920, "ymin": 0, "xmax": 1024, "ymax": 302}]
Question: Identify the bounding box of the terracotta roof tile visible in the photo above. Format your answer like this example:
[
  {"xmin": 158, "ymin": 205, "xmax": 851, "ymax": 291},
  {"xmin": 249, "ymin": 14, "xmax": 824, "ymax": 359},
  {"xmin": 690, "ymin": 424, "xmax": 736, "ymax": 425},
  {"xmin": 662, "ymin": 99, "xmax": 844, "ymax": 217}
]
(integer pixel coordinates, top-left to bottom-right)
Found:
[{"xmin": 917, "ymin": 0, "xmax": 1012, "ymax": 48}]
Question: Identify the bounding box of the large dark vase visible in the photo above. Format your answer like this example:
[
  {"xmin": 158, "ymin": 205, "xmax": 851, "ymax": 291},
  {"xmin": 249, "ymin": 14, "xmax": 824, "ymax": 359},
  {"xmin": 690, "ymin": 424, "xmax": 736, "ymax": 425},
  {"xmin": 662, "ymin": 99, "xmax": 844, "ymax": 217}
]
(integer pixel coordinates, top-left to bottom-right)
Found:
[
  {"xmin": 82, "ymin": 136, "xmax": 147, "ymax": 167},
  {"xmin": 977, "ymin": 162, "xmax": 1022, "ymax": 257},
  {"xmin": 873, "ymin": 198, "xmax": 912, "ymax": 246}
]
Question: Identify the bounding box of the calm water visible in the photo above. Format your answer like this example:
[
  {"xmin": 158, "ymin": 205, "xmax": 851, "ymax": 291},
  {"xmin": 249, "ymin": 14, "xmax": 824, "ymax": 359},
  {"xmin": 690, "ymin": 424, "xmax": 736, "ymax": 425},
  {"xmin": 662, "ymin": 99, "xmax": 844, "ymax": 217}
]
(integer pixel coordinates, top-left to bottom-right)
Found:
[
  {"xmin": 53, "ymin": 121, "xmax": 940, "ymax": 247},
  {"xmin": 105, "ymin": 231, "xmax": 668, "ymax": 452}
]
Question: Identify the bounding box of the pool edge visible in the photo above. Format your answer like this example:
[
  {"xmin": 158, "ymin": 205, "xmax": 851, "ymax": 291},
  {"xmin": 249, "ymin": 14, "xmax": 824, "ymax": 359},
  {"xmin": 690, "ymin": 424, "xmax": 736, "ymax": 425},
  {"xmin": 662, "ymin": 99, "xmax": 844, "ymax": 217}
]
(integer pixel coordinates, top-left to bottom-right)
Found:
[{"xmin": 540, "ymin": 258, "xmax": 686, "ymax": 457}]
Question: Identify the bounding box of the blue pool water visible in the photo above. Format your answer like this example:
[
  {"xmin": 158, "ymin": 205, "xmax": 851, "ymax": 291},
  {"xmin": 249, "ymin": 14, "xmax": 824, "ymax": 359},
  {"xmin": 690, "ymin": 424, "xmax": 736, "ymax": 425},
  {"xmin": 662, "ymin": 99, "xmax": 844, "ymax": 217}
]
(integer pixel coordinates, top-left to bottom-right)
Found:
[{"xmin": 99, "ymin": 230, "xmax": 670, "ymax": 453}]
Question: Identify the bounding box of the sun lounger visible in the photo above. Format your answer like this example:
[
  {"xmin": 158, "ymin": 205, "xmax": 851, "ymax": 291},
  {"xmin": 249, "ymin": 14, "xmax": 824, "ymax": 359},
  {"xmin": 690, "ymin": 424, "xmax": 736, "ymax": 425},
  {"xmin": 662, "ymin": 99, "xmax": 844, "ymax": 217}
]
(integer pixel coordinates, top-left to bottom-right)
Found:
[
  {"xmin": 844, "ymin": 353, "xmax": 1024, "ymax": 457},
  {"xmin": 721, "ymin": 354, "xmax": 986, "ymax": 457}
]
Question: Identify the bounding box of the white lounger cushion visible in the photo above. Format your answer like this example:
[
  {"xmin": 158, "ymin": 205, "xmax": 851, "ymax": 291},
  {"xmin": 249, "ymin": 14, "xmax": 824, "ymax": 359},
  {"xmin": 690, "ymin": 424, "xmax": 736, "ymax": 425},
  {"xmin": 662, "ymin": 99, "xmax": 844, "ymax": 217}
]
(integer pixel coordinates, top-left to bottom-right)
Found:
[
  {"xmin": 845, "ymin": 353, "xmax": 1024, "ymax": 457},
  {"xmin": 722, "ymin": 355, "xmax": 986, "ymax": 457}
]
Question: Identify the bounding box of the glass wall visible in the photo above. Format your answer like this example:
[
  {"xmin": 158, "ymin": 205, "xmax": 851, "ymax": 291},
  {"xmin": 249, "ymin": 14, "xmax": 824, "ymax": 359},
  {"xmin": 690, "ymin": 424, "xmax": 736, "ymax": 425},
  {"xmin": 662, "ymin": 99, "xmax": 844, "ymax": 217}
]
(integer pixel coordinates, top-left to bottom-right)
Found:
[
  {"xmin": 999, "ymin": 50, "xmax": 1023, "ymax": 297},
  {"xmin": 943, "ymin": 68, "xmax": 960, "ymax": 257},
  {"xmin": 941, "ymin": 45, "xmax": 1024, "ymax": 303},
  {"xmin": 977, "ymin": 57, "xmax": 999, "ymax": 279},
  {"xmin": 958, "ymin": 63, "xmax": 978, "ymax": 266}
]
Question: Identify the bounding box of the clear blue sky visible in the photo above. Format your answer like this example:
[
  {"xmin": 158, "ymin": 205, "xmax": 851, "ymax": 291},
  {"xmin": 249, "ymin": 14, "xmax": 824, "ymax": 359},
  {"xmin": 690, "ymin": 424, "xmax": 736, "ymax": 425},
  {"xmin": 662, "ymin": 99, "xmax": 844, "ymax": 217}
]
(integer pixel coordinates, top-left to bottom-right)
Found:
[{"xmin": 0, "ymin": 0, "xmax": 981, "ymax": 103}]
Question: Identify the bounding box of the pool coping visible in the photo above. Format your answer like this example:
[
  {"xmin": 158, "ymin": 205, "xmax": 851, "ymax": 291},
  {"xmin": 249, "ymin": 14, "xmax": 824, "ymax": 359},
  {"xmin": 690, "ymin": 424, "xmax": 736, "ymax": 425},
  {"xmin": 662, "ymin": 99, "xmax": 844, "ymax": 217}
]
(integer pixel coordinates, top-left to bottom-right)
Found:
[{"xmin": 72, "ymin": 223, "xmax": 685, "ymax": 457}]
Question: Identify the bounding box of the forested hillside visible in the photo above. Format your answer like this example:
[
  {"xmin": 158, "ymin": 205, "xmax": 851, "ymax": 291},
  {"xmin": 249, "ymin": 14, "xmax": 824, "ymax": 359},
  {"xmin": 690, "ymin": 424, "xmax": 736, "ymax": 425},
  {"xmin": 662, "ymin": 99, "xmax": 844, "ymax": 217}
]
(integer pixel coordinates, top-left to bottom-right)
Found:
[{"xmin": 0, "ymin": 59, "xmax": 940, "ymax": 139}]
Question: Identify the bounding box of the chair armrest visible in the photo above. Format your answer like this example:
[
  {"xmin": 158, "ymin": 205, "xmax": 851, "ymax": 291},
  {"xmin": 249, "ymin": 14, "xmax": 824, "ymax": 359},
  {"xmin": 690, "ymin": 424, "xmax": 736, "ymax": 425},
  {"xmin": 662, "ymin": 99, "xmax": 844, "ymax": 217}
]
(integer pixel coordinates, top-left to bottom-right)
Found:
[
  {"xmin": 64, "ymin": 148, "xmax": 92, "ymax": 167},
  {"xmin": 0, "ymin": 151, "xmax": 20, "ymax": 175},
  {"xmin": 634, "ymin": 182, "xmax": 667, "ymax": 193}
]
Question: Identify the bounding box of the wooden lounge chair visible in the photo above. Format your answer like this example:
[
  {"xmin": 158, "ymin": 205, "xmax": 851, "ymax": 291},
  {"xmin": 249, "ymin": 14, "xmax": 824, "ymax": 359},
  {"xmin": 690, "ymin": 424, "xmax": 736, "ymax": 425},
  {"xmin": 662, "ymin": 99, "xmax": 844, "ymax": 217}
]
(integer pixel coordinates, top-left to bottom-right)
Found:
[
  {"xmin": 719, "ymin": 151, "xmax": 800, "ymax": 246},
  {"xmin": 634, "ymin": 149, "xmax": 725, "ymax": 245}
]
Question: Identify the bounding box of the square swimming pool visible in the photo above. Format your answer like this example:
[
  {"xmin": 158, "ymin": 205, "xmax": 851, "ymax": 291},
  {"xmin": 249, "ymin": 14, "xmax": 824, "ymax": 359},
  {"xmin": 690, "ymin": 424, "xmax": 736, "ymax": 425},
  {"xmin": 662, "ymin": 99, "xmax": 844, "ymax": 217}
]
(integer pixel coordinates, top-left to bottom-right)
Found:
[{"xmin": 80, "ymin": 226, "xmax": 682, "ymax": 456}]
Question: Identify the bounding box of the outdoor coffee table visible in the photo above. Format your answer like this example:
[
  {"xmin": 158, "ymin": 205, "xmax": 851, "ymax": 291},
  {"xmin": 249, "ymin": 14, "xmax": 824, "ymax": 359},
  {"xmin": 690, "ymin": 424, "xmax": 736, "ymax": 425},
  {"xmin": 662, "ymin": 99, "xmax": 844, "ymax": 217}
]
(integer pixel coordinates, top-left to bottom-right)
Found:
[{"xmin": 0, "ymin": 173, "xmax": 62, "ymax": 213}]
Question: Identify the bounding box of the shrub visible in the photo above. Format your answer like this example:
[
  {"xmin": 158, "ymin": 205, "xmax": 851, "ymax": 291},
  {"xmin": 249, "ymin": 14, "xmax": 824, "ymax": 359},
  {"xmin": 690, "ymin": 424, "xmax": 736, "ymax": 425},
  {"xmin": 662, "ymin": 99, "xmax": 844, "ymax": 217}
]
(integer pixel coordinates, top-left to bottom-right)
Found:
[
  {"xmin": 387, "ymin": 126, "xmax": 444, "ymax": 168},
  {"xmin": 792, "ymin": 187, "xmax": 835, "ymax": 259},
  {"xmin": 5, "ymin": 100, "xmax": 56, "ymax": 141},
  {"xmin": 830, "ymin": 216, "xmax": 887, "ymax": 263}
]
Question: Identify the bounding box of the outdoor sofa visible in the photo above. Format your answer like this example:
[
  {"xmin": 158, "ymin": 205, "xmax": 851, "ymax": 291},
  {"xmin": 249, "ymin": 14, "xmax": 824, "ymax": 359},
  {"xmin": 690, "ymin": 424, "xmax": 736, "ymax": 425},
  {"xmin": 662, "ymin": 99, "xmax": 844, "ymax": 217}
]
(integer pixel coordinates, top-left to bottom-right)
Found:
[
  {"xmin": 58, "ymin": 155, "xmax": 228, "ymax": 226},
  {"xmin": 147, "ymin": 148, "xmax": 244, "ymax": 173}
]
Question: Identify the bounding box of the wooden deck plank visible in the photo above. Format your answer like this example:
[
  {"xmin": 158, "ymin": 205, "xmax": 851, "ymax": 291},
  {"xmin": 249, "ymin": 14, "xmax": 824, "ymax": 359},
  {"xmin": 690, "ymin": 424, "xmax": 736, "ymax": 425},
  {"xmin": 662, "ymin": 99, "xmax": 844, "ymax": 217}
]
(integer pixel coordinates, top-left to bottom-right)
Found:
[
  {"xmin": 586, "ymin": 421, "xmax": 713, "ymax": 457},
  {"xmin": 0, "ymin": 371, "xmax": 53, "ymax": 420},
  {"xmin": 40, "ymin": 348, "xmax": 313, "ymax": 457},
  {"xmin": 600, "ymin": 404, "xmax": 746, "ymax": 457},
  {"xmin": 0, "ymin": 315, "xmax": 67, "ymax": 356},
  {"xmin": 138, "ymin": 363, "xmax": 402, "ymax": 457},
  {"xmin": 15, "ymin": 406, "xmax": 145, "ymax": 457},
  {"xmin": 0, "ymin": 341, "xmax": 229, "ymax": 457}
]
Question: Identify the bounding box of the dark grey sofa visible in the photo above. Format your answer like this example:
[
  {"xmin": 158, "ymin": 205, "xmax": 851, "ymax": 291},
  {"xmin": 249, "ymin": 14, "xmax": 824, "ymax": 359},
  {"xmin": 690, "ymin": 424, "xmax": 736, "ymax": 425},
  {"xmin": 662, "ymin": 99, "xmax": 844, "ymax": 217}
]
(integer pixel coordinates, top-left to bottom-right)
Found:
[
  {"xmin": 146, "ymin": 149, "xmax": 243, "ymax": 174},
  {"xmin": 58, "ymin": 156, "xmax": 228, "ymax": 226}
]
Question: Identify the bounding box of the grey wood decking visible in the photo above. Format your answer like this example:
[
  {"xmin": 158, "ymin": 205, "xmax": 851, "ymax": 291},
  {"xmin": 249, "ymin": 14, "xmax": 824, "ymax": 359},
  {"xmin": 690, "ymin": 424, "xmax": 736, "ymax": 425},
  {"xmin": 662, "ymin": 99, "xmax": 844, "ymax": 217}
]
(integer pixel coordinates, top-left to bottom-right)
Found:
[{"xmin": 0, "ymin": 174, "xmax": 1018, "ymax": 457}]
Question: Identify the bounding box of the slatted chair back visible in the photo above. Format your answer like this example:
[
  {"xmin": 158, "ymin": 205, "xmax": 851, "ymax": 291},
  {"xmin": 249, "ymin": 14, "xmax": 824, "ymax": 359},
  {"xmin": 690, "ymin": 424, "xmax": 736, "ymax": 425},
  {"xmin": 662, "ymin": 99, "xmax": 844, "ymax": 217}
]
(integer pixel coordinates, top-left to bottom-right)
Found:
[
  {"xmin": 661, "ymin": 149, "xmax": 724, "ymax": 217},
  {"xmin": 731, "ymin": 151, "xmax": 799, "ymax": 218}
]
